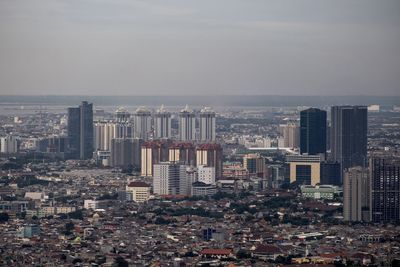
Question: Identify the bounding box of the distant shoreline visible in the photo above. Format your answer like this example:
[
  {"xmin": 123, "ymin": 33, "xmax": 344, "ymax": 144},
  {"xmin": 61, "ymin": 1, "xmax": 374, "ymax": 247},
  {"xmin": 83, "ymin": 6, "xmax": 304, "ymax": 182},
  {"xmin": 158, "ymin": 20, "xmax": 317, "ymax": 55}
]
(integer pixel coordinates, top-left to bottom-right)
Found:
[{"xmin": 0, "ymin": 95, "xmax": 399, "ymax": 107}]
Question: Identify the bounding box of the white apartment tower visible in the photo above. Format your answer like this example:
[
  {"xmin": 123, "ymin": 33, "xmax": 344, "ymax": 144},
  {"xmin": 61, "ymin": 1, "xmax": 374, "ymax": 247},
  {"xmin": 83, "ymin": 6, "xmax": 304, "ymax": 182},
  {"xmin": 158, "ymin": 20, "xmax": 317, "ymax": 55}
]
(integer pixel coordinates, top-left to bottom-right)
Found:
[
  {"xmin": 133, "ymin": 107, "xmax": 152, "ymax": 140},
  {"xmin": 154, "ymin": 105, "xmax": 171, "ymax": 139},
  {"xmin": 94, "ymin": 121, "xmax": 133, "ymax": 151},
  {"xmin": 179, "ymin": 105, "xmax": 196, "ymax": 141},
  {"xmin": 199, "ymin": 107, "xmax": 216, "ymax": 142}
]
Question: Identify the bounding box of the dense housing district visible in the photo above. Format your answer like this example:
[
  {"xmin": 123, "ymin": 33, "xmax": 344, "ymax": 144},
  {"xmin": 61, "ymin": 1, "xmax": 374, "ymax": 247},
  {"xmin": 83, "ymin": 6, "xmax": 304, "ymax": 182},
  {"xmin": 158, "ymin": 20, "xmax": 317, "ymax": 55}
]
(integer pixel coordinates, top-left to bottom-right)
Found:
[{"xmin": 0, "ymin": 102, "xmax": 400, "ymax": 266}]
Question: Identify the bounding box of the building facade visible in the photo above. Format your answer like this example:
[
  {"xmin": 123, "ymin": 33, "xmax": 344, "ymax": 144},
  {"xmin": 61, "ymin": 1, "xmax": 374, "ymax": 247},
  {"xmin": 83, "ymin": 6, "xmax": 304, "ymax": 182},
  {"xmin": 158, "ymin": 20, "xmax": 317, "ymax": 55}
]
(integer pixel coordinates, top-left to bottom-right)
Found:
[
  {"xmin": 330, "ymin": 106, "xmax": 367, "ymax": 171},
  {"xmin": 133, "ymin": 107, "xmax": 152, "ymax": 140},
  {"xmin": 300, "ymin": 108, "xmax": 327, "ymax": 155},
  {"xmin": 67, "ymin": 101, "xmax": 93, "ymax": 160},
  {"xmin": 343, "ymin": 167, "xmax": 370, "ymax": 222},
  {"xmin": 154, "ymin": 105, "xmax": 171, "ymax": 139},
  {"xmin": 199, "ymin": 107, "xmax": 216, "ymax": 142},
  {"xmin": 179, "ymin": 105, "xmax": 196, "ymax": 141},
  {"xmin": 370, "ymin": 158, "xmax": 400, "ymax": 223},
  {"xmin": 196, "ymin": 143, "xmax": 223, "ymax": 179},
  {"xmin": 286, "ymin": 154, "xmax": 323, "ymax": 186}
]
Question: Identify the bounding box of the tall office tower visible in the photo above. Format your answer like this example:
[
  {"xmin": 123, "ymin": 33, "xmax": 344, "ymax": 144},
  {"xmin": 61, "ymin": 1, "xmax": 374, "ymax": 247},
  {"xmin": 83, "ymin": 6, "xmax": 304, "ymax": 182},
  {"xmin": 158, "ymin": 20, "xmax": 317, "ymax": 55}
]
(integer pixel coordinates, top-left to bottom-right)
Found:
[
  {"xmin": 67, "ymin": 107, "xmax": 80, "ymax": 158},
  {"xmin": 79, "ymin": 101, "xmax": 94, "ymax": 160},
  {"xmin": 199, "ymin": 107, "xmax": 216, "ymax": 142},
  {"xmin": 179, "ymin": 105, "xmax": 196, "ymax": 141},
  {"xmin": 169, "ymin": 142, "xmax": 196, "ymax": 165},
  {"xmin": 243, "ymin": 153, "xmax": 266, "ymax": 178},
  {"xmin": 330, "ymin": 106, "xmax": 367, "ymax": 171},
  {"xmin": 320, "ymin": 162, "xmax": 341, "ymax": 185},
  {"xmin": 300, "ymin": 108, "xmax": 327, "ymax": 155},
  {"xmin": 115, "ymin": 107, "xmax": 131, "ymax": 123},
  {"xmin": 286, "ymin": 154, "xmax": 323, "ymax": 186},
  {"xmin": 154, "ymin": 105, "xmax": 171, "ymax": 139},
  {"xmin": 94, "ymin": 122, "xmax": 133, "ymax": 151},
  {"xmin": 343, "ymin": 167, "xmax": 370, "ymax": 222},
  {"xmin": 140, "ymin": 140, "xmax": 171, "ymax": 177},
  {"xmin": 280, "ymin": 122, "xmax": 300, "ymax": 149},
  {"xmin": 67, "ymin": 101, "xmax": 93, "ymax": 160},
  {"xmin": 153, "ymin": 162, "xmax": 186, "ymax": 195},
  {"xmin": 110, "ymin": 138, "xmax": 142, "ymax": 169},
  {"xmin": 196, "ymin": 143, "xmax": 223, "ymax": 179},
  {"xmin": 370, "ymin": 158, "xmax": 400, "ymax": 223},
  {"xmin": 133, "ymin": 107, "xmax": 152, "ymax": 140}
]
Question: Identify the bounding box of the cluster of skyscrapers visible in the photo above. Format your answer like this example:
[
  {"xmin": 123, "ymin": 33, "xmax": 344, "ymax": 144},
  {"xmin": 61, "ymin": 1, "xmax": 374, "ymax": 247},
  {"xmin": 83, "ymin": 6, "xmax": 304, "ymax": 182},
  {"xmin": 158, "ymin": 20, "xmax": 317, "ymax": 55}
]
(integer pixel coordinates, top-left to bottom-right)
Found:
[
  {"xmin": 67, "ymin": 102, "xmax": 221, "ymax": 197},
  {"xmin": 67, "ymin": 102, "xmax": 217, "ymax": 161},
  {"xmin": 66, "ymin": 101, "xmax": 400, "ymax": 223},
  {"xmin": 296, "ymin": 106, "xmax": 400, "ymax": 223}
]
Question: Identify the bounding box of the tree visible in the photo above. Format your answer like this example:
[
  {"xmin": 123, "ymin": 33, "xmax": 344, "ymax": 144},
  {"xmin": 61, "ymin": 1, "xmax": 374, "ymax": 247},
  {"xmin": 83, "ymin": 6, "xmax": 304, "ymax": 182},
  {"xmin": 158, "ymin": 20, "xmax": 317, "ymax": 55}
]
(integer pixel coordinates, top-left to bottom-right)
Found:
[
  {"xmin": 64, "ymin": 221, "xmax": 74, "ymax": 235},
  {"xmin": 236, "ymin": 249, "xmax": 251, "ymax": 259},
  {"xmin": 68, "ymin": 210, "xmax": 83, "ymax": 220},
  {"xmin": 0, "ymin": 212, "xmax": 9, "ymax": 222},
  {"xmin": 113, "ymin": 256, "xmax": 128, "ymax": 267}
]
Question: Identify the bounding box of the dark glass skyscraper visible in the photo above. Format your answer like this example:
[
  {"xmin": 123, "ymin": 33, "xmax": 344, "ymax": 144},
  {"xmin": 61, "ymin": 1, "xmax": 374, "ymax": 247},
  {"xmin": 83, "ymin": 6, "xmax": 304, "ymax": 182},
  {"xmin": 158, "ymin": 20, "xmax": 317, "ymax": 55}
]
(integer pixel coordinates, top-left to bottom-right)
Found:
[
  {"xmin": 300, "ymin": 108, "xmax": 327, "ymax": 155},
  {"xmin": 67, "ymin": 101, "xmax": 93, "ymax": 160},
  {"xmin": 330, "ymin": 106, "xmax": 367, "ymax": 171}
]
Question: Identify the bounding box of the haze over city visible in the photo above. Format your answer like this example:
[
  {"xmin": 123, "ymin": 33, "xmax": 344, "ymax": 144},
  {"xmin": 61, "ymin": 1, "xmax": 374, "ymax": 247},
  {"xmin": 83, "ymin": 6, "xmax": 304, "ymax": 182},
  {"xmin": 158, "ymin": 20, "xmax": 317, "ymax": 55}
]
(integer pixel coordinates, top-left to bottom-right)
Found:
[{"xmin": 1, "ymin": 0, "xmax": 400, "ymax": 96}]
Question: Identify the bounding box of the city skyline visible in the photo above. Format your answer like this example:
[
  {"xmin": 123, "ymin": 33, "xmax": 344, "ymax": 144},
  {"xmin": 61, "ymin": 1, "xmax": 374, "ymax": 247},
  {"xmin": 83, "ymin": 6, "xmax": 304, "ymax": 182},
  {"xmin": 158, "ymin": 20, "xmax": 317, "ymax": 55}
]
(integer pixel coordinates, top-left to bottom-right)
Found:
[{"xmin": 1, "ymin": 1, "xmax": 400, "ymax": 265}]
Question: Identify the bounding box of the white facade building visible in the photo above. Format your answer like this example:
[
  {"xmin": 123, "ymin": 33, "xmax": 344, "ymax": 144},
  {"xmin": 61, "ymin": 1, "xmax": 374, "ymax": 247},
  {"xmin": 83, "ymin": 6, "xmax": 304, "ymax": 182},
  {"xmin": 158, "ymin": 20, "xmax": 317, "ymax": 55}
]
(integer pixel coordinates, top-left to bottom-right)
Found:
[
  {"xmin": 0, "ymin": 135, "xmax": 18, "ymax": 153},
  {"xmin": 179, "ymin": 105, "xmax": 196, "ymax": 141},
  {"xmin": 199, "ymin": 107, "xmax": 216, "ymax": 142},
  {"xmin": 94, "ymin": 121, "xmax": 133, "ymax": 151},
  {"xmin": 154, "ymin": 105, "xmax": 171, "ymax": 139},
  {"xmin": 133, "ymin": 107, "xmax": 152, "ymax": 140},
  {"xmin": 198, "ymin": 165, "xmax": 216, "ymax": 185}
]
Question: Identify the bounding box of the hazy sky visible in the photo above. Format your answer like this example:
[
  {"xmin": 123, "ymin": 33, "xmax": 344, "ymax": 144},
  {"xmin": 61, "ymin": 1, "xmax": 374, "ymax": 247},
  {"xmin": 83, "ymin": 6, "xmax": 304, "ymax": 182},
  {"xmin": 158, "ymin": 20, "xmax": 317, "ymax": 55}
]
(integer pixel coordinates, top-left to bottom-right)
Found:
[{"xmin": 0, "ymin": 0, "xmax": 399, "ymax": 96}]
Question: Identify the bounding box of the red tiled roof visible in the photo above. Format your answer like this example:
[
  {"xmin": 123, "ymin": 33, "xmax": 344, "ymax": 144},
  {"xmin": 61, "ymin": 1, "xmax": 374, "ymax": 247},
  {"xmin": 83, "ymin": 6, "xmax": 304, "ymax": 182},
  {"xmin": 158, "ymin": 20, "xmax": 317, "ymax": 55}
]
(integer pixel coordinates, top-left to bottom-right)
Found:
[
  {"xmin": 253, "ymin": 244, "xmax": 282, "ymax": 255},
  {"xmin": 200, "ymin": 249, "xmax": 232, "ymax": 255},
  {"xmin": 127, "ymin": 181, "xmax": 150, "ymax": 187}
]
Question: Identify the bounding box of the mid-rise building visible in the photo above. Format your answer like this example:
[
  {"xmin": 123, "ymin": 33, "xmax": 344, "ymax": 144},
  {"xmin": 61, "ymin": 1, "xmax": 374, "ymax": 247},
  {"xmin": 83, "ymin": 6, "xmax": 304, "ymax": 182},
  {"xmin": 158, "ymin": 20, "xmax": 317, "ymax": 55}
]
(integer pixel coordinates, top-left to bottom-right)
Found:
[
  {"xmin": 343, "ymin": 167, "xmax": 370, "ymax": 222},
  {"xmin": 286, "ymin": 154, "xmax": 323, "ymax": 186},
  {"xmin": 180, "ymin": 166, "xmax": 196, "ymax": 196},
  {"xmin": 198, "ymin": 165, "xmax": 216, "ymax": 185},
  {"xmin": 192, "ymin": 182, "xmax": 217, "ymax": 197},
  {"xmin": 153, "ymin": 162, "xmax": 185, "ymax": 195},
  {"xmin": 300, "ymin": 108, "xmax": 327, "ymax": 155},
  {"xmin": 199, "ymin": 107, "xmax": 216, "ymax": 142},
  {"xmin": 243, "ymin": 153, "xmax": 265, "ymax": 177},
  {"xmin": 300, "ymin": 185, "xmax": 340, "ymax": 200},
  {"xmin": 126, "ymin": 181, "xmax": 151, "ymax": 203},
  {"xmin": 179, "ymin": 105, "xmax": 196, "ymax": 141}
]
